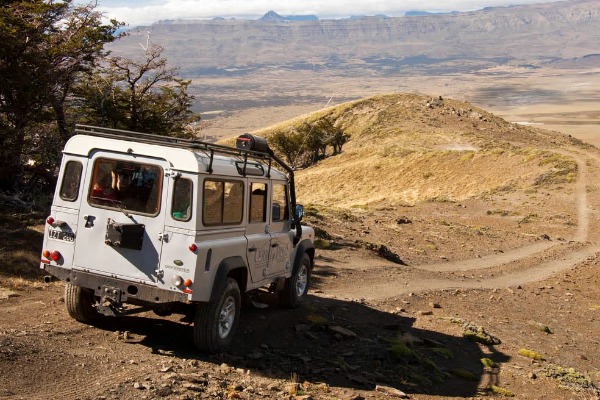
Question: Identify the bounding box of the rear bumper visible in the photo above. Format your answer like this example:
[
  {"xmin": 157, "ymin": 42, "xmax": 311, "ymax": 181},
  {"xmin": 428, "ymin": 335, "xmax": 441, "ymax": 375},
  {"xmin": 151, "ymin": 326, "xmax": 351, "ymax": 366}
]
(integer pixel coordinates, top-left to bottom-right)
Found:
[{"xmin": 43, "ymin": 264, "xmax": 189, "ymax": 304}]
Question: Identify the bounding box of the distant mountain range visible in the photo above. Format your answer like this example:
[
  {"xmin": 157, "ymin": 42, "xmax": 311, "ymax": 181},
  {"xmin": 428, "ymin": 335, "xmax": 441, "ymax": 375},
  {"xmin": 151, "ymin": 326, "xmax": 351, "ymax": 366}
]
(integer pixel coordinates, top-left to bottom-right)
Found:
[{"xmin": 109, "ymin": 0, "xmax": 600, "ymax": 78}]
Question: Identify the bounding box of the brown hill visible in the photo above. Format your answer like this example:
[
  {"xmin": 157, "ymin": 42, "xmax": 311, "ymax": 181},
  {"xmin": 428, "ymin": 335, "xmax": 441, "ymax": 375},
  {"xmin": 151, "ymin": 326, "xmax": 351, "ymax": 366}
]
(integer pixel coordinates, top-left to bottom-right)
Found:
[{"xmin": 254, "ymin": 93, "xmax": 584, "ymax": 207}]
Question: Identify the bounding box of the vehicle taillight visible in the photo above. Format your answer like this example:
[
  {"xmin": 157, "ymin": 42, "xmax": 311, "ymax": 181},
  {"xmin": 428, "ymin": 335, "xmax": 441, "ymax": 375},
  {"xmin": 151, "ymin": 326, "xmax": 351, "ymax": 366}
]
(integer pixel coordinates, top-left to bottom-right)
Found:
[
  {"xmin": 46, "ymin": 216, "xmax": 55, "ymax": 225},
  {"xmin": 50, "ymin": 251, "xmax": 61, "ymax": 262},
  {"xmin": 189, "ymin": 243, "xmax": 197, "ymax": 252},
  {"xmin": 184, "ymin": 279, "xmax": 192, "ymax": 287},
  {"xmin": 42, "ymin": 249, "xmax": 50, "ymax": 258}
]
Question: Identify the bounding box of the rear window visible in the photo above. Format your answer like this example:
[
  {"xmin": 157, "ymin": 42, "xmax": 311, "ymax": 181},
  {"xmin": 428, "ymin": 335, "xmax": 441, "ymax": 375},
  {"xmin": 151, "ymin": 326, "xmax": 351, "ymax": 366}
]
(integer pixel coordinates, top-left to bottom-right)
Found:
[
  {"xmin": 88, "ymin": 158, "xmax": 162, "ymax": 216},
  {"xmin": 59, "ymin": 161, "xmax": 83, "ymax": 202}
]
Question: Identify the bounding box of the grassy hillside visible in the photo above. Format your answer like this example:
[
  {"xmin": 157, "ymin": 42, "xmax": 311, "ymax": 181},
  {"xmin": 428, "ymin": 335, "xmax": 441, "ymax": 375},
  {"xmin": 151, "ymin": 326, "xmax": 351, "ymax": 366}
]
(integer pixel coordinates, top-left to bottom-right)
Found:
[{"xmin": 253, "ymin": 93, "xmax": 583, "ymax": 208}]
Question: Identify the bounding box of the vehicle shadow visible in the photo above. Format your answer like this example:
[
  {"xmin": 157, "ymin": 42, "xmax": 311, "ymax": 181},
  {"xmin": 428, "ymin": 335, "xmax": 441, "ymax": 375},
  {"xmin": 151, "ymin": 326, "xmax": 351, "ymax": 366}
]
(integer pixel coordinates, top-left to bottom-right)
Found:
[{"xmin": 94, "ymin": 292, "xmax": 509, "ymax": 398}]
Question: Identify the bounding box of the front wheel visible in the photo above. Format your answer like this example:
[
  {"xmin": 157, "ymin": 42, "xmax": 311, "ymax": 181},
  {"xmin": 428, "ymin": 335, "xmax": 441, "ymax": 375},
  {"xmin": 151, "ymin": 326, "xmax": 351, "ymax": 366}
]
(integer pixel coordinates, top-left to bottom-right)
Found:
[
  {"xmin": 65, "ymin": 283, "xmax": 100, "ymax": 324},
  {"xmin": 193, "ymin": 278, "xmax": 241, "ymax": 353},
  {"xmin": 279, "ymin": 253, "xmax": 311, "ymax": 308}
]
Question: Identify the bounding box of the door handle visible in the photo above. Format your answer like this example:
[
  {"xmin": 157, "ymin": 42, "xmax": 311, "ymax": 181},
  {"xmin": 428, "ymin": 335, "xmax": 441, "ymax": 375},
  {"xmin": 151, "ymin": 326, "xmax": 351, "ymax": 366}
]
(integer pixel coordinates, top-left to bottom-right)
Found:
[
  {"xmin": 84, "ymin": 215, "xmax": 95, "ymax": 228},
  {"xmin": 248, "ymin": 246, "xmax": 257, "ymax": 252}
]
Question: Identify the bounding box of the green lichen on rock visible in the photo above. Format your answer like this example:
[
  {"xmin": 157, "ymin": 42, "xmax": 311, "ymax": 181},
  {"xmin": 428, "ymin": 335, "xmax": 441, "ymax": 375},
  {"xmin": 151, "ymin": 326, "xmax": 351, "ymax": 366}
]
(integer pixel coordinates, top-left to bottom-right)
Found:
[
  {"xmin": 462, "ymin": 324, "xmax": 501, "ymax": 345},
  {"xmin": 480, "ymin": 357, "xmax": 498, "ymax": 368},
  {"xmin": 518, "ymin": 348, "xmax": 544, "ymax": 361},
  {"xmin": 450, "ymin": 368, "xmax": 479, "ymax": 381},
  {"xmin": 544, "ymin": 364, "xmax": 600, "ymax": 395},
  {"xmin": 489, "ymin": 385, "xmax": 515, "ymax": 397}
]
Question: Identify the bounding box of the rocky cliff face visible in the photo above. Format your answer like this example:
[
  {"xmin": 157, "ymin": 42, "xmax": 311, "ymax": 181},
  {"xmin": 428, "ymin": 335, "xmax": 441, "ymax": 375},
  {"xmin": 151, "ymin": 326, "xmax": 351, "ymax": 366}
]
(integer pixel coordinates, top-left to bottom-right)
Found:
[{"xmin": 109, "ymin": 0, "xmax": 600, "ymax": 77}]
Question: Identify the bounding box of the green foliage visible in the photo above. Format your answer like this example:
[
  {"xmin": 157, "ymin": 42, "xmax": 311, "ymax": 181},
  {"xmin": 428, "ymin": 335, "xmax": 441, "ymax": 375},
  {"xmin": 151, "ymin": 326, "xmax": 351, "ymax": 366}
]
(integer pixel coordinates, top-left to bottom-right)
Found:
[
  {"xmin": 0, "ymin": 2, "xmax": 196, "ymax": 196},
  {"xmin": 267, "ymin": 116, "xmax": 350, "ymax": 168},
  {"xmin": 0, "ymin": 0, "xmax": 122, "ymax": 193},
  {"xmin": 73, "ymin": 44, "xmax": 196, "ymax": 136}
]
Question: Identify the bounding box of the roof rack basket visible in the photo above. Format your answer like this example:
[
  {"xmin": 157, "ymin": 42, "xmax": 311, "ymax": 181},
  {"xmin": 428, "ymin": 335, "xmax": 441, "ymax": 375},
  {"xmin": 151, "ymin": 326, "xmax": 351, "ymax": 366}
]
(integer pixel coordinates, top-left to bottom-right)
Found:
[{"xmin": 74, "ymin": 125, "xmax": 301, "ymax": 244}]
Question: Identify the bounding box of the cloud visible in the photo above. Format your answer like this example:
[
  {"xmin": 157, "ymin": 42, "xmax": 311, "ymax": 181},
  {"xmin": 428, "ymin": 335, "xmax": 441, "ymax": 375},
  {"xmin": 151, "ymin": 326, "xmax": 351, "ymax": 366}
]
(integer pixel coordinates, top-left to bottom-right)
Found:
[{"xmin": 95, "ymin": 0, "xmax": 565, "ymax": 27}]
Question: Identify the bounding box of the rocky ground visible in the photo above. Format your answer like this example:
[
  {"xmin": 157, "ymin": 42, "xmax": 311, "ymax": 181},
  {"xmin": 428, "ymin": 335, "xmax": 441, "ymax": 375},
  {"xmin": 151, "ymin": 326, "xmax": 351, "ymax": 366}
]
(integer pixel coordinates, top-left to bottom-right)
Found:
[{"xmin": 2, "ymin": 109, "xmax": 600, "ymax": 399}]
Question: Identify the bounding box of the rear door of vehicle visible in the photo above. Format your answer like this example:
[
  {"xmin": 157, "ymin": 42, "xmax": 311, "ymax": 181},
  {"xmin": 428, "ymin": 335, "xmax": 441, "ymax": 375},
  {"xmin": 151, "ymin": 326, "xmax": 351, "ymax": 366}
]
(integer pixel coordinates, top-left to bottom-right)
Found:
[
  {"xmin": 72, "ymin": 151, "xmax": 169, "ymax": 284},
  {"xmin": 43, "ymin": 156, "xmax": 88, "ymax": 268}
]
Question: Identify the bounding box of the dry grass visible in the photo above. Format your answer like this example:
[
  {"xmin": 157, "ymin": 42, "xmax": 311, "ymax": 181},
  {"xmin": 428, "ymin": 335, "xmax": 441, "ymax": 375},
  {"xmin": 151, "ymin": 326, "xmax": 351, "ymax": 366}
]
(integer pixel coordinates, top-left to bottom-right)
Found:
[
  {"xmin": 251, "ymin": 93, "xmax": 581, "ymax": 209},
  {"xmin": 0, "ymin": 210, "xmax": 46, "ymax": 288}
]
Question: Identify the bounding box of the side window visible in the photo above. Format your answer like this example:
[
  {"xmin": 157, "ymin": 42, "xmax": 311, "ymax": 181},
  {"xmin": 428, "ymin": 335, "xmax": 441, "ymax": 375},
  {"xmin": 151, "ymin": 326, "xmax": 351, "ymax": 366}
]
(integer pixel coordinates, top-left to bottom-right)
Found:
[
  {"xmin": 249, "ymin": 182, "xmax": 267, "ymax": 223},
  {"xmin": 89, "ymin": 158, "xmax": 162, "ymax": 215},
  {"xmin": 203, "ymin": 179, "xmax": 243, "ymax": 226},
  {"xmin": 59, "ymin": 161, "xmax": 83, "ymax": 202},
  {"xmin": 272, "ymin": 184, "xmax": 289, "ymax": 222},
  {"xmin": 224, "ymin": 181, "xmax": 244, "ymax": 224},
  {"xmin": 171, "ymin": 178, "xmax": 193, "ymax": 221}
]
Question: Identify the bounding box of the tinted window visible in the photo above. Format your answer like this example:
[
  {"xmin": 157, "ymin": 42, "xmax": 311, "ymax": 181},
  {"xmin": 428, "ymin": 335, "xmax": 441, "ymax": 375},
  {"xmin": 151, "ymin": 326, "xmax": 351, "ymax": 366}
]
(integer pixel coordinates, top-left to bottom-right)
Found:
[
  {"xmin": 272, "ymin": 184, "xmax": 289, "ymax": 222},
  {"xmin": 249, "ymin": 182, "xmax": 267, "ymax": 223},
  {"xmin": 203, "ymin": 179, "xmax": 244, "ymax": 226},
  {"xmin": 59, "ymin": 161, "xmax": 83, "ymax": 202},
  {"xmin": 171, "ymin": 178, "xmax": 193, "ymax": 221},
  {"xmin": 89, "ymin": 158, "xmax": 162, "ymax": 216}
]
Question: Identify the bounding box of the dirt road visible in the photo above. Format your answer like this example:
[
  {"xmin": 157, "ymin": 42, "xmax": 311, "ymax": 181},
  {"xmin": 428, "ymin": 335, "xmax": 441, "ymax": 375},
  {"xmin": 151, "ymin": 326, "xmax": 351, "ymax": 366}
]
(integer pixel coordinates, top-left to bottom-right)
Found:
[{"xmin": 1, "ymin": 146, "xmax": 600, "ymax": 399}]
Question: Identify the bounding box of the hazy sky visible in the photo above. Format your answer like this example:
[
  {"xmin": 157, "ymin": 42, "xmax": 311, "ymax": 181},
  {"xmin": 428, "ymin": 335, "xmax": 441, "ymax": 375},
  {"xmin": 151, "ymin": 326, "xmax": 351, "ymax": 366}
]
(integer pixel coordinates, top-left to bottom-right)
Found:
[{"xmin": 92, "ymin": 0, "xmax": 565, "ymax": 27}]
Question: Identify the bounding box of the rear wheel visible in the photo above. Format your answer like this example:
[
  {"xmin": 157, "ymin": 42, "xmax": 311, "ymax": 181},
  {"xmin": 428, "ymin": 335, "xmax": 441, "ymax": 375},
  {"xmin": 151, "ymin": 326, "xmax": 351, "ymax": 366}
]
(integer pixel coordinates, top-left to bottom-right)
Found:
[
  {"xmin": 193, "ymin": 278, "xmax": 241, "ymax": 353},
  {"xmin": 279, "ymin": 253, "xmax": 311, "ymax": 308},
  {"xmin": 65, "ymin": 283, "xmax": 100, "ymax": 324}
]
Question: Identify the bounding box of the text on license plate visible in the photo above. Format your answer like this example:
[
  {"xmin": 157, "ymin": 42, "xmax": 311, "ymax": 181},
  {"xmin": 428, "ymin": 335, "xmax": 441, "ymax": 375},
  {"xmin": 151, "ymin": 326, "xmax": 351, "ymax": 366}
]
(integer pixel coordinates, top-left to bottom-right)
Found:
[{"xmin": 48, "ymin": 228, "xmax": 75, "ymax": 242}]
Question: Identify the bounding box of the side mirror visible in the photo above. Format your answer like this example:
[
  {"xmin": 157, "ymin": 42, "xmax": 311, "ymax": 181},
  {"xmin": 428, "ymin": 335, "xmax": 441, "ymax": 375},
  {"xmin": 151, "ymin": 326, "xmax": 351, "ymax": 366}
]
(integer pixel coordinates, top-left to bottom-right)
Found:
[{"xmin": 294, "ymin": 204, "xmax": 304, "ymax": 221}]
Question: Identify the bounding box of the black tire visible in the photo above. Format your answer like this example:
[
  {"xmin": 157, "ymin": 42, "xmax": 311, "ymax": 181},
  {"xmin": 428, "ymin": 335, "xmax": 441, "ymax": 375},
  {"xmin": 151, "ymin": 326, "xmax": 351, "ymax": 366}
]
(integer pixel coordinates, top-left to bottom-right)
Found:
[
  {"xmin": 193, "ymin": 278, "xmax": 241, "ymax": 353},
  {"xmin": 279, "ymin": 253, "xmax": 311, "ymax": 308},
  {"xmin": 65, "ymin": 283, "xmax": 100, "ymax": 324}
]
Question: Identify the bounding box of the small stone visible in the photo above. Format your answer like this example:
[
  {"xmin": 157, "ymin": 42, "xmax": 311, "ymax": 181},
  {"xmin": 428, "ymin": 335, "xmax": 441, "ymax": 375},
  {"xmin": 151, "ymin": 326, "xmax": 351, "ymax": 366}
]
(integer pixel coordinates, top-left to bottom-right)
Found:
[
  {"xmin": 183, "ymin": 383, "xmax": 204, "ymax": 392},
  {"xmin": 155, "ymin": 386, "xmax": 172, "ymax": 397},
  {"xmin": 429, "ymin": 302, "xmax": 441, "ymax": 309},
  {"xmin": 160, "ymin": 366, "xmax": 173, "ymax": 373},
  {"xmin": 133, "ymin": 382, "xmax": 143, "ymax": 390},
  {"xmin": 329, "ymin": 326, "xmax": 357, "ymax": 339},
  {"xmin": 220, "ymin": 363, "xmax": 231, "ymax": 373},
  {"xmin": 304, "ymin": 331, "xmax": 319, "ymax": 340},
  {"xmin": 375, "ymin": 385, "xmax": 408, "ymax": 398},
  {"xmin": 529, "ymin": 372, "xmax": 537, "ymax": 379},
  {"xmin": 267, "ymin": 383, "xmax": 280, "ymax": 391},
  {"xmin": 417, "ymin": 310, "xmax": 433, "ymax": 316}
]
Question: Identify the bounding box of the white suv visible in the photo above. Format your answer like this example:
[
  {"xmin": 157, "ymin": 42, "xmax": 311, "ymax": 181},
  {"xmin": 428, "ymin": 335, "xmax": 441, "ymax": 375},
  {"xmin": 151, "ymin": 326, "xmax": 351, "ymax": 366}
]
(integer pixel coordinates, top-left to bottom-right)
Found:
[{"xmin": 41, "ymin": 125, "xmax": 315, "ymax": 353}]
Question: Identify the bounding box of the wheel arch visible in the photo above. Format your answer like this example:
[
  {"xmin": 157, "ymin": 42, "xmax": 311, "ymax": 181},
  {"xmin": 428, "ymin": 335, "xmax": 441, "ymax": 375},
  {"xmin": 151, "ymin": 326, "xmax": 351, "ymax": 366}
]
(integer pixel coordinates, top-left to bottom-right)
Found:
[
  {"xmin": 294, "ymin": 239, "xmax": 315, "ymax": 270},
  {"xmin": 211, "ymin": 256, "xmax": 248, "ymax": 299}
]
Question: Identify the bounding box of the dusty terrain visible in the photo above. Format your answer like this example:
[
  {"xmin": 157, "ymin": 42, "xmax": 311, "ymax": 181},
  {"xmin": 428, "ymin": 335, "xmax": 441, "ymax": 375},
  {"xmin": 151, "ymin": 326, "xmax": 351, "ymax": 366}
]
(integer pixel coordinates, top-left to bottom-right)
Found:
[{"xmin": 2, "ymin": 92, "xmax": 600, "ymax": 399}]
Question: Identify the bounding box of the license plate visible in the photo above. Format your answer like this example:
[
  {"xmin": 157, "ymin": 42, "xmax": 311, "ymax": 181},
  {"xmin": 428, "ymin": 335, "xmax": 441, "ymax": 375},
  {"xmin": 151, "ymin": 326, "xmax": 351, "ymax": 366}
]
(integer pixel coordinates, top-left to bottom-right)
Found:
[{"xmin": 48, "ymin": 228, "xmax": 75, "ymax": 242}]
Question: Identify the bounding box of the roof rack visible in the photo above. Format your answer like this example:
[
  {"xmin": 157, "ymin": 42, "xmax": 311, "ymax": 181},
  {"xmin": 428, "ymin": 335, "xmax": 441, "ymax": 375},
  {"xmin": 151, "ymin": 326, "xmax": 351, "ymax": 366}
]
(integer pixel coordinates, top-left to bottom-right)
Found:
[
  {"xmin": 74, "ymin": 124, "xmax": 273, "ymax": 173},
  {"xmin": 74, "ymin": 124, "xmax": 302, "ymax": 246}
]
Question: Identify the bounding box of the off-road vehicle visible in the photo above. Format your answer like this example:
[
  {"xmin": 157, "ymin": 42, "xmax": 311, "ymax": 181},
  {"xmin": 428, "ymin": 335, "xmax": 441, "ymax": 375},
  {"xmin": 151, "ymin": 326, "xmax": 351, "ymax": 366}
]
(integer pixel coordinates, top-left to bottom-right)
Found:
[{"xmin": 40, "ymin": 125, "xmax": 315, "ymax": 353}]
